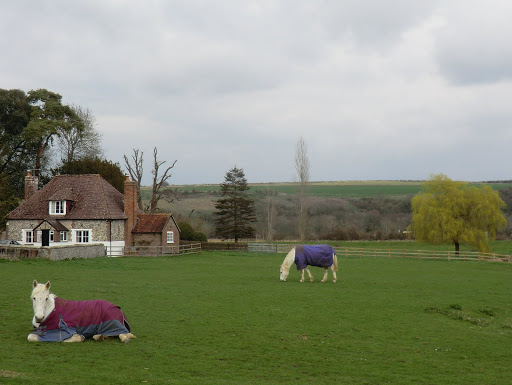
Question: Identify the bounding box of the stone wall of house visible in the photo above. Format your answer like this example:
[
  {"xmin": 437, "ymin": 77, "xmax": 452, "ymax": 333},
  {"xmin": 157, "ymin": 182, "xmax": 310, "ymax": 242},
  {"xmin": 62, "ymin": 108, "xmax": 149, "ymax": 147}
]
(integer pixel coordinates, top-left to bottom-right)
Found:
[
  {"xmin": 7, "ymin": 220, "xmax": 39, "ymax": 241},
  {"xmin": 74, "ymin": 219, "xmax": 124, "ymax": 242},
  {"xmin": 7, "ymin": 219, "xmax": 125, "ymax": 244}
]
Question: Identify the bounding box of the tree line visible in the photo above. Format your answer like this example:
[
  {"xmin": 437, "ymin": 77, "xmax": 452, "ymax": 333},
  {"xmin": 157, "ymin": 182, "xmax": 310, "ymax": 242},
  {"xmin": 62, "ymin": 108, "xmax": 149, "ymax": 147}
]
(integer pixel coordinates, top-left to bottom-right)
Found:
[
  {"xmin": 0, "ymin": 88, "xmax": 178, "ymax": 231},
  {"xmin": 2, "ymin": 88, "xmax": 509, "ymax": 253}
]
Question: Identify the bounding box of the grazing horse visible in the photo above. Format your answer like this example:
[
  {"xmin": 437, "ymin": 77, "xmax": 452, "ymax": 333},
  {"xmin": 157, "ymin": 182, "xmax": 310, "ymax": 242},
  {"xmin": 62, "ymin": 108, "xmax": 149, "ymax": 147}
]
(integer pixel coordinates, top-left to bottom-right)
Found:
[
  {"xmin": 28, "ymin": 280, "xmax": 136, "ymax": 343},
  {"xmin": 280, "ymin": 244, "xmax": 338, "ymax": 283}
]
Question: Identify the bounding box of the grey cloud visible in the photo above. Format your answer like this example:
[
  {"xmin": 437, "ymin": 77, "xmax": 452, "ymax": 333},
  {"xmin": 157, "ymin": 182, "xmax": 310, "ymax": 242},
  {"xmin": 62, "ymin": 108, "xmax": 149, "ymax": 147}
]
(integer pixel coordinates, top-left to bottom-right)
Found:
[{"xmin": 435, "ymin": 1, "xmax": 512, "ymax": 85}]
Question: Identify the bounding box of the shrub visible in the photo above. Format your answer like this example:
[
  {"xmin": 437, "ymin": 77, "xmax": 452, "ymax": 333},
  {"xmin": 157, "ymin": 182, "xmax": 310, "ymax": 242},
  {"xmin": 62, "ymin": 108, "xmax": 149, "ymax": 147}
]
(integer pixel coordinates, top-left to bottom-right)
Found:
[
  {"xmin": 192, "ymin": 232, "xmax": 208, "ymax": 242},
  {"xmin": 178, "ymin": 221, "xmax": 195, "ymax": 241}
]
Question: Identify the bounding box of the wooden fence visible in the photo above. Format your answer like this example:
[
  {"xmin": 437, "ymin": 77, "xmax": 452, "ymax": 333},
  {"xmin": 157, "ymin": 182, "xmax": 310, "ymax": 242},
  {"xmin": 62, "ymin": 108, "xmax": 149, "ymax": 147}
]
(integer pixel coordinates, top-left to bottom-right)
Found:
[
  {"xmin": 273, "ymin": 244, "xmax": 511, "ymax": 263},
  {"xmin": 200, "ymin": 242, "xmax": 248, "ymax": 252},
  {"xmin": 106, "ymin": 242, "xmax": 512, "ymax": 263},
  {"xmin": 331, "ymin": 247, "xmax": 511, "ymax": 263},
  {"xmin": 106, "ymin": 243, "xmax": 202, "ymax": 257}
]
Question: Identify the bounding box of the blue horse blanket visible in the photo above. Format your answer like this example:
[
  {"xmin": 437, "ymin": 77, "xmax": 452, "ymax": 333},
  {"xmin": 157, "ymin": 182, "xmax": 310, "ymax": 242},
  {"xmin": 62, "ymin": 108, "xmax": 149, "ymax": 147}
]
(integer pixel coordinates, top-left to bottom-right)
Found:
[
  {"xmin": 294, "ymin": 244, "xmax": 335, "ymax": 270},
  {"xmin": 31, "ymin": 298, "xmax": 131, "ymax": 342}
]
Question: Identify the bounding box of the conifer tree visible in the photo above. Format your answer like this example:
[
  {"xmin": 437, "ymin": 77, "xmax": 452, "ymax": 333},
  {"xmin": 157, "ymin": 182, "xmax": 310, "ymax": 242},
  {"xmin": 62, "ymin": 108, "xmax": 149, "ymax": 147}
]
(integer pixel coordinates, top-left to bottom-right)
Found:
[{"xmin": 214, "ymin": 167, "xmax": 256, "ymax": 242}]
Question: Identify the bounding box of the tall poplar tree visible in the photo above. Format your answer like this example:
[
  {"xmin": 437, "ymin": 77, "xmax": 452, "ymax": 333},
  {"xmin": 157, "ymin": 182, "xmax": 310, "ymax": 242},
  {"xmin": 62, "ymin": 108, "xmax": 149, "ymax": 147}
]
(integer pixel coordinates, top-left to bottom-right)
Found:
[
  {"xmin": 214, "ymin": 167, "xmax": 256, "ymax": 242},
  {"xmin": 295, "ymin": 136, "xmax": 310, "ymax": 242}
]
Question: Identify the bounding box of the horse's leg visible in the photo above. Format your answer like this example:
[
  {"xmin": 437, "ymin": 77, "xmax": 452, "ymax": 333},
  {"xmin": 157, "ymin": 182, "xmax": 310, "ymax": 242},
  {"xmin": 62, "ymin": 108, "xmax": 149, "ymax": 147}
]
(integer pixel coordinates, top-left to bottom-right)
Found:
[
  {"xmin": 119, "ymin": 333, "xmax": 136, "ymax": 343},
  {"xmin": 27, "ymin": 333, "xmax": 39, "ymax": 342},
  {"xmin": 305, "ymin": 267, "xmax": 314, "ymax": 282},
  {"xmin": 63, "ymin": 334, "xmax": 85, "ymax": 343},
  {"xmin": 300, "ymin": 269, "xmax": 305, "ymax": 282},
  {"xmin": 321, "ymin": 268, "xmax": 328, "ymax": 283},
  {"xmin": 93, "ymin": 334, "xmax": 108, "ymax": 341},
  {"xmin": 331, "ymin": 265, "xmax": 337, "ymax": 283}
]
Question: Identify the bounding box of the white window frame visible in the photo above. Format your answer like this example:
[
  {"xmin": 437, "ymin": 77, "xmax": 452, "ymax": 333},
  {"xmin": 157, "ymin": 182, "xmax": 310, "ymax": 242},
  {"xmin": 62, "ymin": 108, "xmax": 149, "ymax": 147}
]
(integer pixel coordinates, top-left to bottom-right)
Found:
[
  {"xmin": 25, "ymin": 230, "xmax": 34, "ymax": 243},
  {"xmin": 74, "ymin": 229, "xmax": 92, "ymax": 243},
  {"xmin": 49, "ymin": 200, "xmax": 66, "ymax": 215},
  {"xmin": 166, "ymin": 231, "xmax": 174, "ymax": 244},
  {"xmin": 49, "ymin": 230, "xmax": 54, "ymax": 242},
  {"xmin": 60, "ymin": 231, "xmax": 68, "ymax": 242}
]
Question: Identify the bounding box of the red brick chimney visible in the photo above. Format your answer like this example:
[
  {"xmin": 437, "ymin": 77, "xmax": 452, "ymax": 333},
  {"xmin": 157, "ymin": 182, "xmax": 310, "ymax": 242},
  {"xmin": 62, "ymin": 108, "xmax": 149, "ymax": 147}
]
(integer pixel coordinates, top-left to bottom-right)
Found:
[
  {"xmin": 24, "ymin": 171, "xmax": 39, "ymax": 201},
  {"xmin": 124, "ymin": 176, "xmax": 138, "ymax": 247}
]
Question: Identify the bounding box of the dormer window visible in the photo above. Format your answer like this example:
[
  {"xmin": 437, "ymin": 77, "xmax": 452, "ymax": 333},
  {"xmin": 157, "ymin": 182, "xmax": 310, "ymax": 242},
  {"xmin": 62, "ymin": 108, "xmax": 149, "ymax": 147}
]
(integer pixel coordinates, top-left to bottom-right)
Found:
[{"xmin": 49, "ymin": 200, "xmax": 66, "ymax": 215}]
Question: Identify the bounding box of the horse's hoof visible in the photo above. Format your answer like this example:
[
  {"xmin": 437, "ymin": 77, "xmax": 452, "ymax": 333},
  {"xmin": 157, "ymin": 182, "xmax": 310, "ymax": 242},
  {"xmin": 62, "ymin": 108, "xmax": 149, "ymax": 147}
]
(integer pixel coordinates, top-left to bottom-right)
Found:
[
  {"xmin": 93, "ymin": 334, "xmax": 107, "ymax": 341},
  {"xmin": 333, "ymin": 280, "xmax": 337, "ymax": 283},
  {"xmin": 119, "ymin": 334, "xmax": 131, "ymax": 343},
  {"xmin": 27, "ymin": 333, "xmax": 39, "ymax": 342},
  {"xmin": 64, "ymin": 334, "xmax": 84, "ymax": 343}
]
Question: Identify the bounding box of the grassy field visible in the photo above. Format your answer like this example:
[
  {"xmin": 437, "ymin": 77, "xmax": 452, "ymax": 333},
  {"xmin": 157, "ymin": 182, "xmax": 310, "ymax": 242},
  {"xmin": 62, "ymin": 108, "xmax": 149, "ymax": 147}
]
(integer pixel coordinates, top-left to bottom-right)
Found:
[
  {"xmin": 1, "ymin": 252, "xmax": 511, "ymax": 384},
  {"xmin": 162, "ymin": 181, "xmax": 512, "ymax": 199}
]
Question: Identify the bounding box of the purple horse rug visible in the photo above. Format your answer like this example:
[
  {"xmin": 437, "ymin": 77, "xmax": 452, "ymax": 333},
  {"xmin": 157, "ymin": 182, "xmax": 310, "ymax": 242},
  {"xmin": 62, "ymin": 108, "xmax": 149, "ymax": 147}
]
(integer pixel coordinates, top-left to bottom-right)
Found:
[
  {"xmin": 31, "ymin": 298, "xmax": 131, "ymax": 342},
  {"xmin": 294, "ymin": 244, "xmax": 335, "ymax": 270}
]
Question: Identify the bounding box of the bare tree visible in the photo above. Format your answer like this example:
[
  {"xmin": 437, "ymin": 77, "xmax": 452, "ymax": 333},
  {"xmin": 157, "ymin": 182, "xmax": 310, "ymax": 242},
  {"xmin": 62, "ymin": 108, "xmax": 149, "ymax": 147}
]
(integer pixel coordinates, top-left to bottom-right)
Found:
[
  {"xmin": 294, "ymin": 136, "xmax": 310, "ymax": 242},
  {"xmin": 263, "ymin": 189, "xmax": 277, "ymax": 242},
  {"xmin": 148, "ymin": 147, "xmax": 177, "ymax": 213},
  {"xmin": 57, "ymin": 105, "xmax": 103, "ymax": 163},
  {"xmin": 124, "ymin": 149, "xmax": 144, "ymax": 210}
]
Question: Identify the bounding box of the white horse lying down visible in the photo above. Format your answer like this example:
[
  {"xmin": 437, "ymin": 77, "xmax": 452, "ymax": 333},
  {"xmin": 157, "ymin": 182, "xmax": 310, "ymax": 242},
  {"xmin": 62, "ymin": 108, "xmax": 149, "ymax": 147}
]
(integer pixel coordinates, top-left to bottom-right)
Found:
[
  {"xmin": 280, "ymin": 244, "xmax": 338, "ymax": 283},
  {"xmin": 28, "ymin": 280, "xmax": 136, "ymax": 343}
]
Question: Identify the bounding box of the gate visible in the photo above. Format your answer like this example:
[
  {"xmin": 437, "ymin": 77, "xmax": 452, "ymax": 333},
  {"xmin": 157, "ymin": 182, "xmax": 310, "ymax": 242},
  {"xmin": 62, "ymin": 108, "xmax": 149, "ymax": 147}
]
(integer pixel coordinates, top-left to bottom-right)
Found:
[{"xmin": 248, "ymin": 243, "xmax": 277, "ymax": 253}]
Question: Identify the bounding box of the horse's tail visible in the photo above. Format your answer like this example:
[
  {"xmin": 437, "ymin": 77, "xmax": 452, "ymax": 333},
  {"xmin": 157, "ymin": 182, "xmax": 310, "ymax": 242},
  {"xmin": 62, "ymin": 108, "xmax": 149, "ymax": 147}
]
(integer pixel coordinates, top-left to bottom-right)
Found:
[{"xmin": 332, "ymin": 253, "xmax": 338, "ymax": 271}]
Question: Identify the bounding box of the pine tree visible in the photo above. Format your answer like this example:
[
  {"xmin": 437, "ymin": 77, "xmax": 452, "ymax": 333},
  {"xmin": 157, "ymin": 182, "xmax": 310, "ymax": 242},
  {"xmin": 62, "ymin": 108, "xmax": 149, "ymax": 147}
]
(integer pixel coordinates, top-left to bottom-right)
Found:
[{"xmin": 214, "ymin": 167, "xmax": 256, "ymax": 242}]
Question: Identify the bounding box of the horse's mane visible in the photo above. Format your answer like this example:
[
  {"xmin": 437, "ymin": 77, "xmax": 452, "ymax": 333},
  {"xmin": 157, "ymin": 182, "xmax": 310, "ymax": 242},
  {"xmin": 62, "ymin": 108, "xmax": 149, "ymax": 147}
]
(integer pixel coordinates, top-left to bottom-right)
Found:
[{"xmin": 281, "ymin": 247, "xmax": 296, "ymax": 270}]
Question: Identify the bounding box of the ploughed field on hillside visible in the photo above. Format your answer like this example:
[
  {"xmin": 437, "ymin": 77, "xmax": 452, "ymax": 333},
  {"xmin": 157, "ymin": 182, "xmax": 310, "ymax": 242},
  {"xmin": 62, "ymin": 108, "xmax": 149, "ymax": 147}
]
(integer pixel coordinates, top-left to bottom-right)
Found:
[{"xmin": 140, "ymin": 181, "xmax": 512, "ymax": 242}]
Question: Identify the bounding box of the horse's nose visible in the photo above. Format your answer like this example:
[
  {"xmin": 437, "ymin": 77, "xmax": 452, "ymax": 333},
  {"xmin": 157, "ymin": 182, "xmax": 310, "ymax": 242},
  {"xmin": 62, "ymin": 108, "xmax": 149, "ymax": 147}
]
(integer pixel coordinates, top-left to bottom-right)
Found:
[{"xmin": 35, "ymin": 315, "xmax": 43, "ymax": 322}]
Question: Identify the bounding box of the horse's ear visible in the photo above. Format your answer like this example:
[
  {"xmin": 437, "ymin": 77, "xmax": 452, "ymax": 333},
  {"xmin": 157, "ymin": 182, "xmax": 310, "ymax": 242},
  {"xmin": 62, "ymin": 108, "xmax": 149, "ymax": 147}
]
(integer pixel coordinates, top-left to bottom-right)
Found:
[
  {"xmin": 33, "ymin": 280, "xmax": 38, "ymax": 288},
  {"xmin": 45, "ymin": 281, "xmax": 51, "ymax": 290}
]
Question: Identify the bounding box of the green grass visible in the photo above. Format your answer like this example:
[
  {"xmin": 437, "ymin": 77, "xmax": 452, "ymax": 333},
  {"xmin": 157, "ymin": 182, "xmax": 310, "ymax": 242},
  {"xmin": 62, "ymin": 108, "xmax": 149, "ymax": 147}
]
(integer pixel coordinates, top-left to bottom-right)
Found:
[
  {"xmin": 161, "ymin": 181, "xmax": 512, "ymax": 199},
  {"xmin": 1, "ymin": 254, "xmax": 511, "ymax": 384}
]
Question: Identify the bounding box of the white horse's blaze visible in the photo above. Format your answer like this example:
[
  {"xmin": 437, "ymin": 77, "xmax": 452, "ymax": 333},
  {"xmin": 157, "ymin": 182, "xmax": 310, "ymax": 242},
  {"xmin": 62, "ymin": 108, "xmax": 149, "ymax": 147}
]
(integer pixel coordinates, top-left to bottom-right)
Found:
[{"xmin": 280, "ymin": 245, "xmax": 338, "ymax": 283}]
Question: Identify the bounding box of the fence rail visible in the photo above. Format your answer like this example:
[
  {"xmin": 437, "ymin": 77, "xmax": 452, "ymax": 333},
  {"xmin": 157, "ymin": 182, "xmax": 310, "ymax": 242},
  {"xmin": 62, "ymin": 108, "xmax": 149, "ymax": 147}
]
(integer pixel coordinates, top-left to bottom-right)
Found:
[
  {"xmin": 273, "ymin": 244, "xmax": 511, "ymax": 263},
  {"xmin": 335, "ymin": 247, "xmax": 512, "ymax": 263},
  {"xmin": 106, "ymin": 243, "xmax": 202, "ymax": 257}
]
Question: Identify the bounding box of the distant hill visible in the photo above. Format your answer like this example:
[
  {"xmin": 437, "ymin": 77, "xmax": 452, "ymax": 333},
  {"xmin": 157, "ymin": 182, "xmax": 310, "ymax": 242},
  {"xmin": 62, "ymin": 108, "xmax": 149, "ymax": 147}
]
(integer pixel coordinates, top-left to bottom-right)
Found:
[{"xmin": 158, "ymin": 180, "xmax": 512, "ymax": 199}]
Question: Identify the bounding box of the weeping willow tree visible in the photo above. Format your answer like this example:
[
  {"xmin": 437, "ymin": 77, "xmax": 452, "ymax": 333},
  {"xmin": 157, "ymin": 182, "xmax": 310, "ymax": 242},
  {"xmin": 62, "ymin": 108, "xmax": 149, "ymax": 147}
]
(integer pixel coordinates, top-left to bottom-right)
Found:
[{"xmin": 410, "ymin": 174, "xmax": 506, "ymax": 253}]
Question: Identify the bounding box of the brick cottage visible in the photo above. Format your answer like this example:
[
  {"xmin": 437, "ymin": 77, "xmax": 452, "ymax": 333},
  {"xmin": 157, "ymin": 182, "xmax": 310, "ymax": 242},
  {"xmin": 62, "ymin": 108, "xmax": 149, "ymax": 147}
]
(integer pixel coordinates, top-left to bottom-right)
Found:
[{"xmin": 7, "ymin": 172, "xmax": 180, "ymax": 253}]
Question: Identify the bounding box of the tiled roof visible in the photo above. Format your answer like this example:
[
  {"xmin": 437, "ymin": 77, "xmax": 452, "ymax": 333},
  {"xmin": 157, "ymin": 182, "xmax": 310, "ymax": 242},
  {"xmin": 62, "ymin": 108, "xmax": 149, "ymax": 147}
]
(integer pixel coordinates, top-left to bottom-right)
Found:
[
  {"xmin": 132, "ymin": 214, "xmax": 171, "ymax": 233},
  {"xmin": 8, "ymin": 174, "xmax": 127, "ymax": 220},
  {"xmin": 48, "ymin": 188, "xmax": 74, "ymax": 201},
  {"xmin": 34, "ymin": 219, "xmax": 69, "ymax": 232}
]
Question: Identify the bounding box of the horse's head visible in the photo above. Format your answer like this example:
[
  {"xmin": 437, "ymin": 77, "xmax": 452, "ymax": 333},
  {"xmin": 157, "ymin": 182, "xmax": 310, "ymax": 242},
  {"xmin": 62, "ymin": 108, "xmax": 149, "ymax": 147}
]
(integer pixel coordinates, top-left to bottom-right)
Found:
[
  {"xmin": 31, "ymin": 280, "xmax": 51, "ymax": 323},
  {"xmin": 280, "ymin": 247, "xmax": 295, "ymax": 281},
  {"xmin": 279, "ymin": 264, "xmax": 289, "ymax": 282}
]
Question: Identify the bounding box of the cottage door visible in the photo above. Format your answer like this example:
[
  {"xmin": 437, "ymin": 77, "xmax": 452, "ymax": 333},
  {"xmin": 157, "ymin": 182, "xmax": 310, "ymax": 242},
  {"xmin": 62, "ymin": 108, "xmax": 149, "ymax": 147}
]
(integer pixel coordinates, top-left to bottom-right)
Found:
[{"xmin": 41, "ymin": 230, "xmax": 50, "ymax": 247}]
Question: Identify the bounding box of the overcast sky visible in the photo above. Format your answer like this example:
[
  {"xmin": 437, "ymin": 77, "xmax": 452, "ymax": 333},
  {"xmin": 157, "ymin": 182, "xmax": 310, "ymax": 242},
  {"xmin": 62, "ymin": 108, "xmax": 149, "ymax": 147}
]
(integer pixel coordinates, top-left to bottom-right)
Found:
[{"xmin": 2, "ymin": 0, "xmax": 512, "ymax": 185}]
